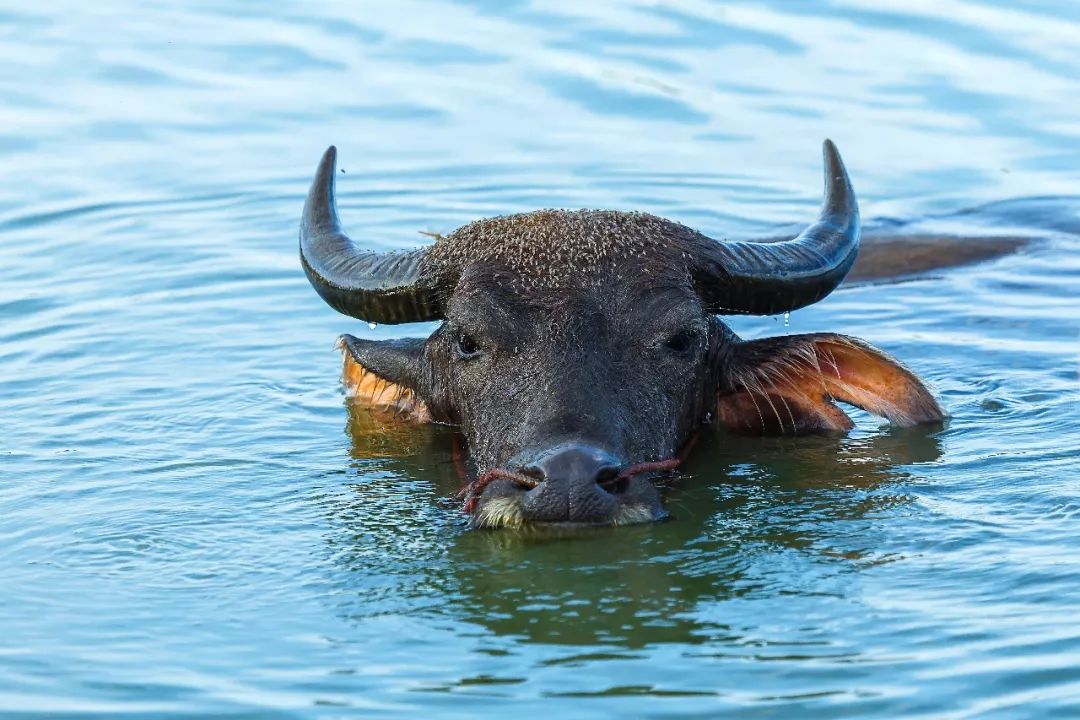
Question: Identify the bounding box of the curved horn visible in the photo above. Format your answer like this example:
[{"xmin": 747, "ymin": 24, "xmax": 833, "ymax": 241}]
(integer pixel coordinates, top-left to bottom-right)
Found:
[
  {"xmin": 693, "ymin": 139, "xmax": 860, "ymax": 315},
  {"xmin": 299, "ymin": 146, "xmax": 442, "ymax": 324}
]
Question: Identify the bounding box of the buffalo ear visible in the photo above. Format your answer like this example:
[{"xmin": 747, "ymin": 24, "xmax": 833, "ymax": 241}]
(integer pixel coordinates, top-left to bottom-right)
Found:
[
  {"xmin": 716, "ymin": 333, "xmax": 944, "ymax": 435},
  {"xmin": 338, "ymin": 334, "xmax": 431, "ymax": 423}
]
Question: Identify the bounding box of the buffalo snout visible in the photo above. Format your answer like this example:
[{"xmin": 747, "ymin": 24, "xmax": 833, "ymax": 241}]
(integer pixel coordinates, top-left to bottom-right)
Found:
[{"xmin": 518, "ymin": 443, "xmax": 622, "ymax": 523}]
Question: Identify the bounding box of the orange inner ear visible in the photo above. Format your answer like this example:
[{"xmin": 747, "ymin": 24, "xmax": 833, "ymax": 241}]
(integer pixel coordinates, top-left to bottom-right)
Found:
[
  {"xmin": 716, "ymin": 334, "xmax": 944, "ymax": 436},
  {"xmin": 341, "ymin": 347, "xmax": 431, "ymax": 424}
]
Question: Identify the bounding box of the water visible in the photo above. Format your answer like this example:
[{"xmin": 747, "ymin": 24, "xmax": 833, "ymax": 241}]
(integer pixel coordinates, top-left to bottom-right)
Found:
[{"xmin": 2, "ymin": 1, "xmax": 1079, "ymax": 717}]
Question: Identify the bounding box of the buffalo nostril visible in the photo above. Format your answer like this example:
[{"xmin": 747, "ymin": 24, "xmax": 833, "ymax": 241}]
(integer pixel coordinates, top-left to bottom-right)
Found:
[
  {"xmin": 494, "ymin": 465, "xmax": 541, "ymax": 491},
  {"xmin": 595, "ymin": 465, "xmax": 625, "ymax": 493},
  {"xmin": 525, "ymin": 445, "xmax": 623, "ymax": 487},
  {"xmin": 518, "ymin": 465, "xmax": 545, "ymax": 486},
  {"xmin": 512, "ymin": 444, "xmax": 626, "ymax": 523},
  {"xmin": 595, "ymin": 465, "xmax": 618, "ymax": 484}
]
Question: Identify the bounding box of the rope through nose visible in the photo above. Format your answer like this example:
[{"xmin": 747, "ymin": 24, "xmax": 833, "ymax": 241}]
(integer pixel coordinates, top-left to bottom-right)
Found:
[
  {"xmin": 613, "ymin": 456, "xmax": 681, "ymax": 482},
  {"xmin": 457, "ymin": 433, "xmax": 699, "ymax": 515},
  {"xmin": 458, "ymin": 468, "xmax": 538, "ymax": 514},
  {"xmin": 611, "ymin": 433, "xmax": 699, "ymax": 483}
]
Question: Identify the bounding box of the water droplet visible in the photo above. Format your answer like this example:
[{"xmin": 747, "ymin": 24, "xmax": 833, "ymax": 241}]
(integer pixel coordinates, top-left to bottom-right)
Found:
[
  {"xmin": 368, "ymin": 322, "xmax": 378, "ymax": 330},
  {"xmin": 783, "ymin": 312, "xmax": 790, "ymax": 327}
]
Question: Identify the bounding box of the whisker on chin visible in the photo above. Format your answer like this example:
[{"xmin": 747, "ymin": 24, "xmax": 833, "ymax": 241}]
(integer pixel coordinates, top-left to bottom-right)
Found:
[{"xmin": 472, "ymin": 497, "xmax": 526, "ymax": 529}]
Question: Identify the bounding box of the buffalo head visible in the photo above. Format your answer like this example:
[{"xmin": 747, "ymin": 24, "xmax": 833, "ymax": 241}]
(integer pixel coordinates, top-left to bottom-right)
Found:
[{"xmin": 300, "ymin": 142, "xmax": 943, "ymax": 528}]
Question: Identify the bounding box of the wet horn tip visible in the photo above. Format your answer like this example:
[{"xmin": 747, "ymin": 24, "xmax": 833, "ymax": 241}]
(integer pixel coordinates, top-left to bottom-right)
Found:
[
  {"xmin": 304, "ymin": 145, "xmax": 341, "ymax": 234},
  {"xmin": 315, "ymin": 145, "xmax": 338, "ymax": 196},
  {"xmin": 320, "ymin": 144, "xmax": 337, "ymax": 172},
  {"xmin": 820, "ymin": 139, "xmax": 856, "ymax": 216}
]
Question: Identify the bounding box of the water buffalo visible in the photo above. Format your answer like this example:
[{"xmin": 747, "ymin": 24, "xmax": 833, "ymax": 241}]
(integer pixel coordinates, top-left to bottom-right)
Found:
[{"xmin": 300, "ymin": 141, "xmax": 945, "ymax": 528}]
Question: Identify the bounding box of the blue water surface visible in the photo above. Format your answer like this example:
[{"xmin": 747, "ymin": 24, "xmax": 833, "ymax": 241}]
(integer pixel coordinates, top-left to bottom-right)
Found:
[{"xmin": 1, "ymin": 1, "xmax": 1079, "ymax": 717}]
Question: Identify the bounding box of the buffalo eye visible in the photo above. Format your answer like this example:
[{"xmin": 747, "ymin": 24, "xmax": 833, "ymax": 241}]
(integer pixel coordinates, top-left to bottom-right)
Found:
[
  {"xmin": 663, "ymin": 329, "xmax": 698, "ymax": 356},
  {"xmin": 454, "ymin": 332, "xmax": 480, "ymax": 359}
]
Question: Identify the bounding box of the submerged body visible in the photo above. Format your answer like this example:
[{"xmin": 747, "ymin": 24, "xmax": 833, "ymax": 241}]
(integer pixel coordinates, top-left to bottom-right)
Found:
[{"xmin": 299, "ymin": 142, "xmax": 966, "ymax": 528}]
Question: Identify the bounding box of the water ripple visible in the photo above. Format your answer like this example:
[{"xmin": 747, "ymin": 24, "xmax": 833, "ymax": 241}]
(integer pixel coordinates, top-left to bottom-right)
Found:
[{"xmin": 1, "ymin": 0, "xmax": 1079, "ymax": 717}]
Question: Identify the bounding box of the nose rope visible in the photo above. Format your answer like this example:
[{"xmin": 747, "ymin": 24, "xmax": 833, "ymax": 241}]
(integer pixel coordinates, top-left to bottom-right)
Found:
[
  {"xmin": 456, "ymin": 432, "xmax": 700, "ymax": 515},
  {"xmin": 457, "ymin": 468, "xmax": 537, "ymax": 515},
  {"xmin": 613, "ymin": 457, "xmax": 681, "ymax": 481}
]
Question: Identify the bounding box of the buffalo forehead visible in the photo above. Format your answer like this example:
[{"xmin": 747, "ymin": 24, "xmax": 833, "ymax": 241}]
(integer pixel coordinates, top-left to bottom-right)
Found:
[{"xmin": 428, "ymin": 209, "xmax": 703, "ymax": 290}]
